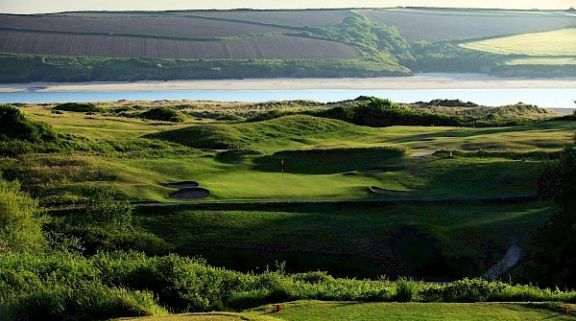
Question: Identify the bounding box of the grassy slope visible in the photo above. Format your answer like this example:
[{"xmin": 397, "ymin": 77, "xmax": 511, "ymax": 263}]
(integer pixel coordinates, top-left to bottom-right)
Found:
[
  {"xmin": 0, "ymin": 9, "xmax": 413, "ymax": 83},
  {"xmin": 135, "ymin": 201, "xmax": 553, "ymax": 277}
]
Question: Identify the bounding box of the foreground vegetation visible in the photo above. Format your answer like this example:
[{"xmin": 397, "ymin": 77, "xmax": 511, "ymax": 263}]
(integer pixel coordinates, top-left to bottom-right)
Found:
[{"xmin": 2, "ymin": 251, "xmax": 576, "ymax": 321}]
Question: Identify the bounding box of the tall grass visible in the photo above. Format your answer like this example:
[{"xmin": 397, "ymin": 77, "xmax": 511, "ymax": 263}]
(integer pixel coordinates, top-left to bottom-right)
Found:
[{"xmin": 1, "ymin": 252, "xmax": 575, "ymax": 320}]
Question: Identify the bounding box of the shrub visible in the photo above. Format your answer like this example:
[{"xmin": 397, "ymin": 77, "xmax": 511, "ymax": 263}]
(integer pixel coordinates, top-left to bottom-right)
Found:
[
  {"xmin": 292, "ymin": 271, "xmax": 335, "ymax": 284},
  {"xmin": 226, "ymin": 289, "xmax": 272, "ymax": 310},
  {"xmin": 0, "ymin": 179, "xmax": 45, "ymax": 253},
  {"xmin": 532, "ymin": 136, "xmax": 576, "ymax": 287},
  {"xmin": 140, "ymin": 107, "xmax": 185, "ymax": 122},
  {"xmin": 51, "ymin": 224, "xmax": 172, "ymax": 255},
  {"xmin": 0, "ymin": 104, "xmax": 58, "ymax": 142},
  {"xmin": 77, "ymin": 189, "xmax": 134, "ymax": 229},
  {"xmin": 311, "ymin": 98, "xmax": 463, "ymax": 127},
  {"xmin": 53, "ymin": 102, "xmax": 103, "ymax": 113},
  {"xmin": 8, "ymin": 282, "xmax": 166, "ymax": 321},
  {"xmin": 437, "ymin": 278, "xmax": 507, "ymax": 302},
  {"xmin": 394, "ymin": 277, "xmax": 417, "ymax": 302}
]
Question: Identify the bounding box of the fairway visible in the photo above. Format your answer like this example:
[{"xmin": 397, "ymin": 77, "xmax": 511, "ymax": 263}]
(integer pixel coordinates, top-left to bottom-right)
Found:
[{"xmin": 460, "ymin": 28, "xmax": 576, "ymax": 56}]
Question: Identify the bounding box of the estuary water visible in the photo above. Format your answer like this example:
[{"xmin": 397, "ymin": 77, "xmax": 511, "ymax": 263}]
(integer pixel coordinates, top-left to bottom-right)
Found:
[{"xmin": 0, "ymin": 74, "xmax": 574, "ymax": 108}]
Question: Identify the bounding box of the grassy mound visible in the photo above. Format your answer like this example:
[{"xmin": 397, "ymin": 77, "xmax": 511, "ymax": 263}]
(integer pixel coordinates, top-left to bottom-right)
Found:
[
  {"xmin": 53, "ymin": 102, "xmax": 103, "ymax": 113},
  {"xmin": 139, "ymin": 107, "xmax": 186, "ymax": 122},
  {"xmin": 0, "ymin": 105, "xmax": 66, "ymax": 155},
  {"xmin": 310, "ymin": 98, "xmax": 556, "ymax": 128},
  {"xmin": 145, "ymin": 115, "xmax": 363, "ymax": 150}
]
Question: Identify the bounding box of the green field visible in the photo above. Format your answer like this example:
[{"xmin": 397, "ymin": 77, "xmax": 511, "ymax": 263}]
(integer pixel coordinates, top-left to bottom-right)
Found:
[{"xmin": 460, "ymin": 28, "xmax": 576, "ymax": 57}]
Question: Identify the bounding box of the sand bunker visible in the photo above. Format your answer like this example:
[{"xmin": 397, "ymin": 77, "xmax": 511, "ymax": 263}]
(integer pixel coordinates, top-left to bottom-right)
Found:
[
  {"xmin": 368, "ymin": 186, "xmax": 410, "ymax": 196},
  {"xmin": 164, "ymin": 181, "xmax": 210, "ymax": 200},
  {"xmin": 163, "ymin": 181, "xmax": 199, "ymax": 189},
  {"xmin": 169, "ymin": 188, "xmax": 210, "ymax": 200}
]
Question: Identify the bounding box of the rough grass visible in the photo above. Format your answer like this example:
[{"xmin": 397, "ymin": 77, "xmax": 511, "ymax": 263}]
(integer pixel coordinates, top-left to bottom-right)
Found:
[{"xmin": 460, "ymin": 29, "xmax": 576, "ymax": 56}]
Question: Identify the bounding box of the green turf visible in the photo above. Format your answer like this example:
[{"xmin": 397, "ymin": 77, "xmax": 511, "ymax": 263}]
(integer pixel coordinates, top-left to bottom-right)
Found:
[{"xmin": 266, "ymin": 301, "xmax": 576, "ymax": 321}]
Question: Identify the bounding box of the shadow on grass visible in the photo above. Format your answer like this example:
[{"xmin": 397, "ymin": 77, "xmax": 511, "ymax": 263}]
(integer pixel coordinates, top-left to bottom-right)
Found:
[{"xmin": 251, "ymin": 147, "xmax": 405, "ymax": 174}]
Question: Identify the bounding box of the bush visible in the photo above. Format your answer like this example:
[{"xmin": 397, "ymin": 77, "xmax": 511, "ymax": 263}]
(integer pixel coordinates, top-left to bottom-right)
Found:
[
  {"xmin": 140, "ymin": 107, "xmax": 185, "ymax": 122},
  {"xmin": 311, "ymin": 98, "xmax": 463, "ymax": 127},
  {"xmin": 226, "ymin": 289, "xmax": 272, "ymax": 310},
  {"xmin": 76, "ymin": 189, "xmax": 134, "ymax": 229},
  {"xmin": 0, "ymin": 105, "xmax": 58, "ymax": 142},
  {"xmin": 7, "ymin": 282, "xmax": 166, "ymax": 321},
  {"xmin": 395, "ymin": 277, "xmax": 417, "ymax": 302},
  {"xmin": 51, "ymin": 224, "xmax": 172, "ymax": 255},
  {"xmin": 53, "ymin": 103, "xmax": 103, "ymax": 113},
  {"xmin": 532, "ymin": 135, "xmax": 576, "ymax": 287},
  {"xmin": 292, "ymin": 271, "xmax": 335, "ymax": 284},
  {"xmin": 435, "ymin": 278, "xmax": 507, "ymax": 302},
  {"xmin": 0, "ymin": 179, "xmax": 45, "ymax": 253}
]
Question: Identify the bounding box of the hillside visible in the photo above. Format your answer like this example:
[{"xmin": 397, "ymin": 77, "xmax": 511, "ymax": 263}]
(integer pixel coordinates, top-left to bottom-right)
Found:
[
  {"xmin": 359, "ymin": 8, "xmax": 575, "ymax": 43},
  {"xmin": 0, "ymin": 8, "xmax": 574, "ymax": 82}
]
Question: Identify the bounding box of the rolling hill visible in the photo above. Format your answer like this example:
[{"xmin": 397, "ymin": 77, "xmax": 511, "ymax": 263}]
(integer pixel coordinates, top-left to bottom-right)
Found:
[
  {"xmin": 359, "ymin": 8, "xmax": 575, "ymax": 43},
  {"xmin": 0, "ymin": 8, "xmax": 574, "ymax": 81}
]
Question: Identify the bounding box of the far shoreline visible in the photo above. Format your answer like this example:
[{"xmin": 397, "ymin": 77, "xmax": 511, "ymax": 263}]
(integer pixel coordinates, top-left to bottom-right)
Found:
[{"xmin": 1, "ymin": 73, "xmax": 576, "ymax": 93}]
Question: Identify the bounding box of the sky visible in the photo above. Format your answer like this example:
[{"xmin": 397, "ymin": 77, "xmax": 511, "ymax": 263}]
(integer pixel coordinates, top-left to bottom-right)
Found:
[{"xmin": 0, "ymin": 0, "xmax": 574, "ymax": 14}]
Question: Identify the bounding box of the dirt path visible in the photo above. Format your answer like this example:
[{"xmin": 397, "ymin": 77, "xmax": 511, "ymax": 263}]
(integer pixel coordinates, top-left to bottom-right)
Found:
[{"xmin": 484, "ymin": 243, "xmax": 522, "ymax": 280}]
